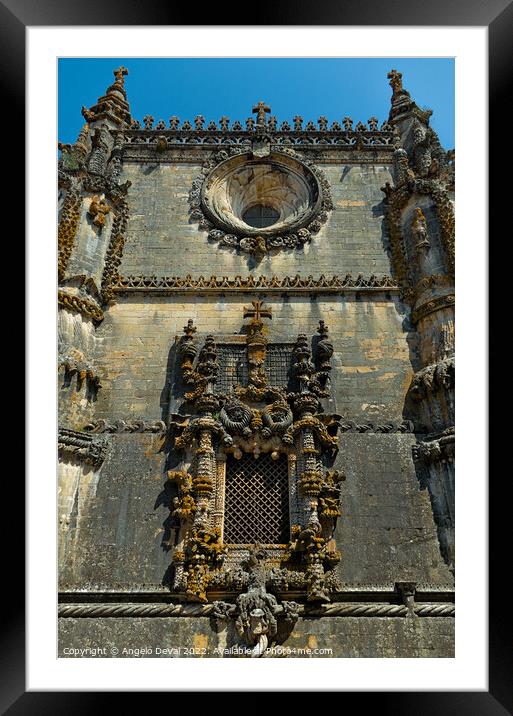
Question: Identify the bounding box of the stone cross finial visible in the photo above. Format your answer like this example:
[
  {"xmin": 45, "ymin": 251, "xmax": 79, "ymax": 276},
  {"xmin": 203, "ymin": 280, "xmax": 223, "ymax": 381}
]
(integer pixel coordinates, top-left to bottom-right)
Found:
[
  {"xmin": 113, "ymin": 66, "xmax": 128, "ymax": 84},
  {"xmin": 252, "ymin": 101, "xmax": 271, "ymax": 126},
  {"xmin": 243, "ymin": 300, "xmax": 272, "ymax": 324},
  {"xmin": 183, "ymin": 318, "xmax": 197, "ymax": 338},
  {"xmin": 317, "ymin": 320, "xmax": 329, "ymax": 337},
  {"xmin": 387, "ymin": 69, "xmax": 403, "ymax": 94}
]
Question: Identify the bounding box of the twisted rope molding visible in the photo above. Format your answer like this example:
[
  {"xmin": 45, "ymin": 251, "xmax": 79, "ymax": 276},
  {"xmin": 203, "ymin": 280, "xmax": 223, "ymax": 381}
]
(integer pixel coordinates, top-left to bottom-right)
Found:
[{"xmin": 58, "ymin": 602, "xmax": 454, "ymax": 619}]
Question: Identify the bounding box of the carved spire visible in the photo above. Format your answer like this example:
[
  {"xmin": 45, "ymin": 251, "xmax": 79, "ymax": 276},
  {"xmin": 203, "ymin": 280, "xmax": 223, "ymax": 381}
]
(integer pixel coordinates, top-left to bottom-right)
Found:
[
  {"xmin": 81, "ymin": 66, "xmax": 132, "ymax": 128},
  {"xmin": 387, "ymin": 69, "xmax": 405, "ymax": 96},
  {"xmin": 387, "ymin": 68, "xmax": 432, "ymax": 127},
  {"xmin": 110, "ymin": 66, "xmax": 129, "ymax": 97}
]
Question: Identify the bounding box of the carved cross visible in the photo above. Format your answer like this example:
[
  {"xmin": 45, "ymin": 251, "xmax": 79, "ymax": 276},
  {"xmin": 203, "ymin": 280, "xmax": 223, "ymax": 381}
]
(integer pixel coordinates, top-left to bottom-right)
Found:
[
  {"xmin": 387, "ymin": 69, "xmax": 403, "ymax": 93},
  {"xmin": 243, "ymin": 300, "xmax": 272, "ymax": 324},
  {"xmin": 113, "ymin": 66, "xmax": 129, "ymax": 83},
  {"xmin": 252, "ymin": 101, "xmax": 271, "ymax": 126}
]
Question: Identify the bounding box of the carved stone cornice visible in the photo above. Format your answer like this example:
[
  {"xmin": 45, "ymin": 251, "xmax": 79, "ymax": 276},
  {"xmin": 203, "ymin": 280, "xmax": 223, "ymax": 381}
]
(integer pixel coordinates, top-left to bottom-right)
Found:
[
  {"xmin": 121, "ymin": 146, "xmax": 396, "ymax": 165},
  {"xmin": 112, "ymin": 273, "xmax": 399, "ymax": 295},
  {"xmin": 58, "ymin": 581, "xmax": 455, "ymax": 598},
  {"xmin": 58, "ymin": 427, "xmax": 109, "ymax": 467},
  {"xmin": 119, "ymin": 116, "xmax": 394, "ymax": 149},
  {"xmin": 58, "ymin": 291, "xmax": 104, "ymax": 323},
  {"xmin": 80, "ymin": 418, "xmax": 415, "ymax": 435},
  {"xmin": 412, "ymin": 293, "xmax": 454, "ymax": 324}
]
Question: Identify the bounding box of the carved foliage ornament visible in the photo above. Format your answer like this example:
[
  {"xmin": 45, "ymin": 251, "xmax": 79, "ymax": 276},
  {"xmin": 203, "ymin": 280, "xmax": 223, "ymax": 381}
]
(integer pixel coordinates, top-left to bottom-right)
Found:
[
  {"xmin": 87, "ymin": 195, "xmax": 111, "ymax": 229},
  {"xmin": 188, "ymin": 147, "xmax": 333, "ymax": 256}
]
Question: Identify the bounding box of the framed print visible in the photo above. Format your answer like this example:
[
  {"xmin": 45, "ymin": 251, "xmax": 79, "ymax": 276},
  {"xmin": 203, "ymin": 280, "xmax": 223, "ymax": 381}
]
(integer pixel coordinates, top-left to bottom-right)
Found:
[{"xmin": 7, "ymin": 0, "xmax": 509, "ymax": 709}]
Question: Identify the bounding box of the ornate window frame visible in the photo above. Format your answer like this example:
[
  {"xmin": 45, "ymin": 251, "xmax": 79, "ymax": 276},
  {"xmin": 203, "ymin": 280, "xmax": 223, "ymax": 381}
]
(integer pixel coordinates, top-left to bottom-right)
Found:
[
  {"xmin": 167, "ymin": 302, "xmax": 345, "ymax": 613},
  {"xmin": 188, "ymin": 147, "xmax": 333, "ymax": 258}
]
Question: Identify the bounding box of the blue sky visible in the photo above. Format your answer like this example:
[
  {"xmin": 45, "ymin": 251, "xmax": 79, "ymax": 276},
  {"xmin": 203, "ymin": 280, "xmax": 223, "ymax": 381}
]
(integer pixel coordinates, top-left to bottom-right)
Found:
[{"xmin": 58, "ymin": 58, "xmax": 454, "ymax": 148}]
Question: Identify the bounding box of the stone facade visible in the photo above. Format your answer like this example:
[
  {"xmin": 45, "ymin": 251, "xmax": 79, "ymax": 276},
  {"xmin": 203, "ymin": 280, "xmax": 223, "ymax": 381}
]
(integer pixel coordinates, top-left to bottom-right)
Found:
[{"xmin": 58, "ymin": 67, "xmax": 455, "ymax": 657}]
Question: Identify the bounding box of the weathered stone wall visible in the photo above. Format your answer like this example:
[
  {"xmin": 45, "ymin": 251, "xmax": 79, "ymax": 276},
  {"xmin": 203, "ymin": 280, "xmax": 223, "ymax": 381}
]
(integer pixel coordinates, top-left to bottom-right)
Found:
[
  {"xmin": 58, "ymin": 615, "xmax": 454, "ymax": 657},
  {"xmin": 119, "ymin": 162, "xmax": 393, "ymax": 278},
  {"xmin": 92, "ymin": 294, "xmax": 415, "ymax": 424},
  {"xmin": 59, "ymin": 431, "xmax": 452, "ymax": 589}
]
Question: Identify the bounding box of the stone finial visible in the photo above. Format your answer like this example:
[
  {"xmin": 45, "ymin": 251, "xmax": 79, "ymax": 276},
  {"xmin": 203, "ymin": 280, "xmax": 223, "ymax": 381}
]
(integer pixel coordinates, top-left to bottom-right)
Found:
[
  {"xmin": 387, "ymin": 68, "xmax": 403, "ymax": 94},
  {"xmin": 387, "ymin": 69, "xmax": 415, "ymax": 123},
  {"xmin": 183, "ymin": 318, "xmax": 197, "ymax": 339},
  {"xmin": 113, "ymin": 66, "xmax": 128, "ymax": 87},
  {"xmin": 143, "ymin": 114, "xmax": 154, "ymax": 130},
  {"xmin": 252, "ymin": 100, "xmax": 271, "ymax": 127},
  {"xmin": 80, "ymin": 65, "xmax": 132, "ymax": 127}
]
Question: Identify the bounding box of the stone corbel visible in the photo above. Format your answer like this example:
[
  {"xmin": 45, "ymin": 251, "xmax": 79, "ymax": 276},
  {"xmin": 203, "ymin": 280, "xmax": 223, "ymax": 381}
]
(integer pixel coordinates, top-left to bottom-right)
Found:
[
  {"xmin": 413, "ymin": 431, "xmax": 455, "ymax": 464},
  {"xmin": 395, "ymin": 581, "xmax": 417, "ymax": 617},
  {"xmin": 213, "ymin": 547, "xmax": 300, "ymax": 657}
]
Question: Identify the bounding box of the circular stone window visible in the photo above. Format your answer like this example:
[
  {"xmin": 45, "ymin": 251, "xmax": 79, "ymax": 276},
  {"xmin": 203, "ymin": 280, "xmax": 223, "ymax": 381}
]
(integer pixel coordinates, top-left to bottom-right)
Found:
[
  {"xmin": 242, "ymin": 205, "xmax": 280, "ymax": 229},
  {"xmin": 189, "ymin": 149, "xmax": 332, "ymax": 256}
]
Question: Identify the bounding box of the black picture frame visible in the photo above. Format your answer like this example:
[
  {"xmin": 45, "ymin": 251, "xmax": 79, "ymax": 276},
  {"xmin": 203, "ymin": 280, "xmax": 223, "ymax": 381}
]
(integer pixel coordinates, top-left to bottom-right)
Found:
[{"xmin": 7, "ymin": 0, "xmax": 508, "ymax": 710}]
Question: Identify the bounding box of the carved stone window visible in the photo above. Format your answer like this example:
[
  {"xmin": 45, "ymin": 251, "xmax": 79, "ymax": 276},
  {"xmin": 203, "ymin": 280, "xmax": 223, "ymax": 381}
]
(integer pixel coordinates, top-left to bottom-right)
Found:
[
  {"xmin": 188, "ymin": 147, "xmax": 333, "ymax": 257},
  {"xmin": 223, "ymin": 452, "xmax": 289, "ymax": 545},
  {"xmin": 168, "ymin": 304, "xmax": 344, "ymax": 606}
]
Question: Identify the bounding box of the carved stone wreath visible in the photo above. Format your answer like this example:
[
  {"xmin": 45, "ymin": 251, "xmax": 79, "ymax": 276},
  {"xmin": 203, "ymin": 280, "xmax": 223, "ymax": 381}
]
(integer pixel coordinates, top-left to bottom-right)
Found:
[{"xmin": 188, "ymin": 147, "xmax": 333, "ymax": 256}]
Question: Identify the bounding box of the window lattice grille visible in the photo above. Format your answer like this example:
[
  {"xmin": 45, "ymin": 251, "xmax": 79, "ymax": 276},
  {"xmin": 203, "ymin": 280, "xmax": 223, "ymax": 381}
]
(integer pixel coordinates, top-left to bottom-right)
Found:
[
  {"xmin": 213, "ymin": 343, "xmax": 293, "ymax": 393},
  {"xmin": 215, "ymin": 345, "xmax": 248, "ymax": 394},
  {"xmin": 265, "ymin": 343, "xmax": 294, "ymax": 388},
  {"xmin": 224, "ymin": 453, "xmax": 289, "ymax": 544}
]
